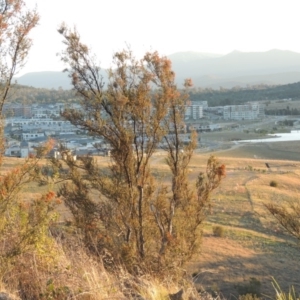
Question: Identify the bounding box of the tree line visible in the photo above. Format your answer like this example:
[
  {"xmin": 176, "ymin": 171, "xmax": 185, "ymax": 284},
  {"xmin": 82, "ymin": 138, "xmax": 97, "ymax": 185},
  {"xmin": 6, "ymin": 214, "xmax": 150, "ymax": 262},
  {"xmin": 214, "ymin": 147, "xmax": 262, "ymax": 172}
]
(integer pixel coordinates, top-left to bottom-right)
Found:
[
  {"xmin": 6, "ymin": 85, "xmax": 76, "ymax": 104},
  {"xmin": 189, "ymin": 82, "xmax": 300, "ymax": 106}
]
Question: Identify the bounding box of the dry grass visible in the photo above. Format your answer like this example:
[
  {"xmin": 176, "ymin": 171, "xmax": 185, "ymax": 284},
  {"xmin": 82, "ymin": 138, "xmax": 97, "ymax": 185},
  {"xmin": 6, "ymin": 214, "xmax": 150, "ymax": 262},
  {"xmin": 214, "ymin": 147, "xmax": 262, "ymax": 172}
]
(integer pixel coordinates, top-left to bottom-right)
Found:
[
  {"xmin": 2, "ymin": 142, "xmax": 300, "ymax": 299},
  {"xmin": 218, "ymin": 141, "xmax": 300, "ymax": 161},
  {"xmin": 184, "ymin": 147, "xmax": 300, "ymax": 298},
  {"xmin": 147, "ymin": 145, "xmax": 300, "ymax": 298},
  {"xmin": 0, "ymin": 233, "xmax": 204, "ymax": 300}
]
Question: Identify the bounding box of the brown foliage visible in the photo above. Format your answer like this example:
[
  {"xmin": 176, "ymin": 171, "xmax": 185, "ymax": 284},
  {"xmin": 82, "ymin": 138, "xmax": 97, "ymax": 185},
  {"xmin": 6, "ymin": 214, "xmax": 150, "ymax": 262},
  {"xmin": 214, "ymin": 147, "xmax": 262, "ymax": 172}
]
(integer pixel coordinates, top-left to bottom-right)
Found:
[
  {"xmin": 0, "ymin": 2, "xmax": 62, "ymax": 295},
  {"xmin": 0, "ymin": 0, "xmax": 39, "ymax": 111},
  {"xmin": 265, "ymin": 202, "xmax": 300, "ymax": 240},
  {"xmin": 54, "ymin": 25, "xmax": 225, "ymax": 274},
  {"xmin": 0, "ymin": 140, "xmax": 58, "ymax": 262}
]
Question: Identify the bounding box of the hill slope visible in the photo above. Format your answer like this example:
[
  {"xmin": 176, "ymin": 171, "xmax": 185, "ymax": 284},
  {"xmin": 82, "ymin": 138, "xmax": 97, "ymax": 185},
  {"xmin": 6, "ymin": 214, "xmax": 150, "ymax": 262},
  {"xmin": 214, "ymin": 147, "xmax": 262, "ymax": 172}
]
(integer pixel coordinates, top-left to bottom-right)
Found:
[{"xmin": 15, "ymin": 49, "xmax": 300, "ymax": 89}]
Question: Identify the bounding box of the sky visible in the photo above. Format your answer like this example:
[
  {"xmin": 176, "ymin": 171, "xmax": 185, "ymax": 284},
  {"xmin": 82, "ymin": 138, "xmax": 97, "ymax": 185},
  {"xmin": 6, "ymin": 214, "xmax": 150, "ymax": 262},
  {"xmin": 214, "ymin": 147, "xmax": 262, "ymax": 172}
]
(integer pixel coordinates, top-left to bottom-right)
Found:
[{"xmin": 20, "ymin": 0, "xmax": 300, "ymax": 75}]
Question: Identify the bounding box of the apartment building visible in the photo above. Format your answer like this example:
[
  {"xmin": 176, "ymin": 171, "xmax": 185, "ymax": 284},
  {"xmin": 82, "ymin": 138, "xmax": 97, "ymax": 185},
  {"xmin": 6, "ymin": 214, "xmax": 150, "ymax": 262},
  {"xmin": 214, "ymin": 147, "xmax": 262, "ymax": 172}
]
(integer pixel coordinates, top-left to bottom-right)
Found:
[
  {"xmin": 185, "ymin": 105, "xmax": 203, "ymax": 120},
  {"xmin": 223, "ymin": 103, "xmax": 264, "ymax": 120}
]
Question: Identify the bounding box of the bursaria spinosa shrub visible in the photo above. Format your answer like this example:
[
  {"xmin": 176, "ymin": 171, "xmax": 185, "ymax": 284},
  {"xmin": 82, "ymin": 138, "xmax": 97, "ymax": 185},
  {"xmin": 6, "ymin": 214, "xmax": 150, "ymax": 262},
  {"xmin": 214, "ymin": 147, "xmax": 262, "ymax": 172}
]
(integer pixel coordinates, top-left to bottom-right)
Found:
[{"xmin": 48, "ymin": 25, "xmax": 226, "ymax": 274}]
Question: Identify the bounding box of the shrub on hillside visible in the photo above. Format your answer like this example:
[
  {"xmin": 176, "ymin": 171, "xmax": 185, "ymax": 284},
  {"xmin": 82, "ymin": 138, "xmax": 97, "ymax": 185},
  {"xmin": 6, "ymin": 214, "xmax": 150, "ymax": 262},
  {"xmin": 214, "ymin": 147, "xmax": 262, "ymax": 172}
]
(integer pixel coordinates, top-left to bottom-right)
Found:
[
  {"xmin": 212, "ymin": 226, "xmax": 225, "ymax": 237},
  {"xmin": 54, "ymin": 26, "xmax": 226, "ymax": 274},
  {"xmin": 270, "ymin": 180, "xmax": 278, "ymax": 187},
  {"xmin": 235, "ymin": 277, "xmax": 261, "ymax": 297},
  {"xmin": 239, "ymin": 294, "xmax": 261, "ymax": 300}
]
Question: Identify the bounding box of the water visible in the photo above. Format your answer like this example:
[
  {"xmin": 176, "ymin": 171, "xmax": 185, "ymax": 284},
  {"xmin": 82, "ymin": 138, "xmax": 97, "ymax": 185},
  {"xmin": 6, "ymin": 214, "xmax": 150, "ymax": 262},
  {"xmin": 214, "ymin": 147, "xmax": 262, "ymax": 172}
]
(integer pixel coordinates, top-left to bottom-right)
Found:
[{"xmin": 240, "ymin": 130, "xmax": 300, "ymax": 143}]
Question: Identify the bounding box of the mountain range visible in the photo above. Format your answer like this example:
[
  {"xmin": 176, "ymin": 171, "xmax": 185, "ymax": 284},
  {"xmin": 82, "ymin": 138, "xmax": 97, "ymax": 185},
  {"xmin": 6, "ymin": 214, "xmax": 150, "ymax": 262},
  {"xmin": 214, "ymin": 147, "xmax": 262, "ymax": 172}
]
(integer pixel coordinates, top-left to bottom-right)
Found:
[{"xmin": 15, "ymin": 49, "xmax": 300, "ymax": 90}]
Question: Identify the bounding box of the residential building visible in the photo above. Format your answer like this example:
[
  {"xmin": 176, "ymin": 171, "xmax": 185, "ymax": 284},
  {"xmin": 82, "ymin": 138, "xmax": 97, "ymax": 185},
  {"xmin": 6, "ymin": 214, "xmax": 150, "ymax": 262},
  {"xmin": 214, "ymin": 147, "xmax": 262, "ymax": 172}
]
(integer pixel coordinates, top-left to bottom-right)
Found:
[
  {"xmin": 223, "ymin": 103, "xmax": 264, "ymax": 120},
  {"xmin": 189, "ymin": 123, "xmax": 222, "ymax": 132},
  {"xmin": 185, "ymin": 105, "xmax": 203, "ymax": 120}
]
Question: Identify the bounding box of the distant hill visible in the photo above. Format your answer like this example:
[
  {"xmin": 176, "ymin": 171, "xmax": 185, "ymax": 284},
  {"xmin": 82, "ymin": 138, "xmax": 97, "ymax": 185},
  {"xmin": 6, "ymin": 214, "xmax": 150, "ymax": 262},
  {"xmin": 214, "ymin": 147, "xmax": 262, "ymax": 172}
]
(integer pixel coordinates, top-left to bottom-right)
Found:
[
  {"xmin": 15, "ymin": 49, "xmax": 300, "ymax": 89},
  {"xmin": 170, "ymin": 49, "xmax": 300, "ymax": 88},
  {"xmin": 167, "ymin": 51, "xmax": 222, "ymax": 69},
  {"xmin": 15, "ymin": 70, "xmax": 108, "ymax": 90},
  {"xmin": 15, "ymin": 71, "xmax": 72, "ymax": 89}
]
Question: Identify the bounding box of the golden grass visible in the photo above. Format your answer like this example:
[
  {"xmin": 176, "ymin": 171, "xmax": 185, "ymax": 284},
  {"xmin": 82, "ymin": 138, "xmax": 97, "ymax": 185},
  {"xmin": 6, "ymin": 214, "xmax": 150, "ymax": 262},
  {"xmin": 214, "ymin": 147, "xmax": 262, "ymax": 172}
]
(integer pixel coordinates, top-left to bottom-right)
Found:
[
  {"xmin": 0, "ymin": 235, "xmax": 203, "ymax": 300},
  {"xmin": 2, "ymin": 147, "xmax": 300, "ymax": 299}
]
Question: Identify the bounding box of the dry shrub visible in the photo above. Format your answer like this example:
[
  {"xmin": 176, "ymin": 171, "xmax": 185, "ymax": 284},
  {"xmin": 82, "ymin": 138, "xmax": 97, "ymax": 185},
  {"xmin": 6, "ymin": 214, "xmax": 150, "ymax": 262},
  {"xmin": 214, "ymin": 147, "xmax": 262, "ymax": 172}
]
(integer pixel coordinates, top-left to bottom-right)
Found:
[
  {"xmin": 212, "ymin": 225, "xmax": 225, "ymax": 237},
  {"xmin": 270, "ymin": 180, "xmax": 278, "ymax": 187},
  {"xmin": 54, "ymin": 30, "xmax": 226, "ymax": 275},
  {"xmin": 235, "ymin": 277, "xmax": 261, "ymax": 297}
]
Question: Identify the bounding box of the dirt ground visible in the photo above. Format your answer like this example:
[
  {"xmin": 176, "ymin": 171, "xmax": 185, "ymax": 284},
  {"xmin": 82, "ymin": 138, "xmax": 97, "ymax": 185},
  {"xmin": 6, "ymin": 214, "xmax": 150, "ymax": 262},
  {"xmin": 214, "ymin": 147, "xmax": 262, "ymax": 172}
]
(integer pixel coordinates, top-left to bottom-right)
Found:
[
  {"xmin": 188, "ymin": 232, "xmax": 300, "ymax": 299},
  {"xmin": 185, "ymin": 143, "xmax": 300, "ymax": 299}
]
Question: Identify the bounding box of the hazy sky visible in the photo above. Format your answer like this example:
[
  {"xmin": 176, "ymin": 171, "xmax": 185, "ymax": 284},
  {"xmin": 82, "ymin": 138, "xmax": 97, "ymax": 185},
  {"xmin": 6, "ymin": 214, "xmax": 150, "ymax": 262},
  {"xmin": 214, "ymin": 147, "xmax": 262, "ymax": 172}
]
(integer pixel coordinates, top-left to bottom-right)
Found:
[{"xmin": 21, "ymin": 0, "xmax": 300, "ymax": 75}]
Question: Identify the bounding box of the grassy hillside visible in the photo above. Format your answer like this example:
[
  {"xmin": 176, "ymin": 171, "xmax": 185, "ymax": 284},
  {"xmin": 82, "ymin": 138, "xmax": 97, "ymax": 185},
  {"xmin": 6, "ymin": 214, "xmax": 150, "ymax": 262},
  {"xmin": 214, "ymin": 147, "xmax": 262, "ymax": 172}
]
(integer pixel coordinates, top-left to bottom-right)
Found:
[
  {"xmin": 98, "ymin": 145, "xmax": 300, "ymax": 297},
  {"xmin": 1, "ymin": 144, "xmax": 300, "ymax": 299},
  {"xmin": 186, "ymin": 152, "xmax": 300, "ymax": 297}
]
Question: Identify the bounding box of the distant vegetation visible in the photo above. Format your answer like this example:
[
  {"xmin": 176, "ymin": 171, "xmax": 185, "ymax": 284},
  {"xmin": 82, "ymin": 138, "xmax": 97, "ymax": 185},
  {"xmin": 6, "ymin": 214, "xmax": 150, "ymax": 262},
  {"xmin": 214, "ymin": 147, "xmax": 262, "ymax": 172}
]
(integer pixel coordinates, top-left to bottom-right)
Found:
[
  {"xmin": 189, "ymin": 82, "xmax": 300, "ymax": 106},
  {"xmin": 7, "ymin": 81, "xmax": 300, "ymax": 108},
  {"xmin": 6, "ymin": 85, "xmax": 76, "ymax": 104}
]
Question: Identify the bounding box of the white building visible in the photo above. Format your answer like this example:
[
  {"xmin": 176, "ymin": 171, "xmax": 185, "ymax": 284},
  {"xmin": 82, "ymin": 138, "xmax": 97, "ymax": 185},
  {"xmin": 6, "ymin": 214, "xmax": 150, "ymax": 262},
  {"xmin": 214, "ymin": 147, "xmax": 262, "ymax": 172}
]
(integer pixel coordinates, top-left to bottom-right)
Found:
[
  {"xmin": 22, "ymin": 132, "xmax": 45, "ymax": 141},
  {"xmin": 223, "ymin": 103, "xmax": 264, "ymax": 120},
  {"xmin": 31, "ymin": 103, "xmax": 65, "ymax": 118},
  {"xmin": 185, "ymin": 105, "xmax": 203, "ymax": 120},
  {"xmin": 189, "ymin": 123, "xmax": 222, "ymax": 132}
]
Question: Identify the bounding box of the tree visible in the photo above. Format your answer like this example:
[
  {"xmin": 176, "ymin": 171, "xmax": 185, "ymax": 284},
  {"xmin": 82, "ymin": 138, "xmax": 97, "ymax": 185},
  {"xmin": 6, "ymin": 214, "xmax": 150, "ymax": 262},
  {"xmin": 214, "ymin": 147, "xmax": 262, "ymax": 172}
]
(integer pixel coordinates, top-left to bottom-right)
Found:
[
  {"xmin": 55, "ymin": 25, "xmax": 225, "ymax": 273},
  {"xmin": 0, "ymin": 0, "xmax": 57, "ymax": 271},
  {"xmin": 0, "ymin": 0, "xmax": 39, "ymax": 158},
  {"xmin": 0, "ymin": 0, "xmax": 39, "ymax": 111}
]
